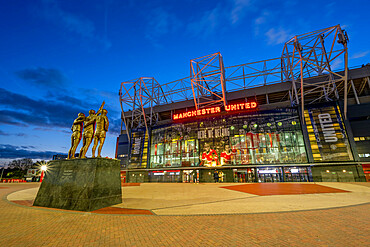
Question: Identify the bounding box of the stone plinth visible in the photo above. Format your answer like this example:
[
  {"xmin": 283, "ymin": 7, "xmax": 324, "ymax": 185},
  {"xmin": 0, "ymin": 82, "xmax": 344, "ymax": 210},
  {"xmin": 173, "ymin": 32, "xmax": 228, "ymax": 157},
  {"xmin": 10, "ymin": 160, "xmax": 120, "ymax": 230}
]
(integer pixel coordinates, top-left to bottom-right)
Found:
[{"xmin": 33, "ymin": 158, "xmax": 122, "ymax": 211}]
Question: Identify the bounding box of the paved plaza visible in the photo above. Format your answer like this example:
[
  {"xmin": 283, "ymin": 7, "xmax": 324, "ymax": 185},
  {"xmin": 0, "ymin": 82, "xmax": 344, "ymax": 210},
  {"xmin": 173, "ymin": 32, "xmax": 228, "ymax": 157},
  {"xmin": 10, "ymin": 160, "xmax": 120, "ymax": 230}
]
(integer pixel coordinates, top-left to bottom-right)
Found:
[{"xmin": 1, "ymin": 182, "xmax": 369, "ymax": 246}]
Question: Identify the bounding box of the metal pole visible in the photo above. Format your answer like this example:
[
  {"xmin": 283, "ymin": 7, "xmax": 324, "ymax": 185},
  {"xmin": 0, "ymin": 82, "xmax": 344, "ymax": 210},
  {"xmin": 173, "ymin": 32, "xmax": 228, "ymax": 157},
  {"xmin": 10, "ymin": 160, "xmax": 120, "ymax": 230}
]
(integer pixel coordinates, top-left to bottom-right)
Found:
[
  {"xmin": 344, "ymin": 44, "xmax": 348, "ymax": 119},
  {"xmin": 300, "ymin": 61, "xmax": 304, "ymax": 123},
  {"xmin": 219, "ymin": 53, "xmax": 227, "ymax": 106},
  {"xmin": 296, "ymin": 38, "xmax": 305, "ymax": 124},
  {"xmin": 350, "ymin": 80, "xmax": 360, "ymax": 104},
  {"xmin": 0, "ymin": 166, "xmax": 4, "ymax": 181}
]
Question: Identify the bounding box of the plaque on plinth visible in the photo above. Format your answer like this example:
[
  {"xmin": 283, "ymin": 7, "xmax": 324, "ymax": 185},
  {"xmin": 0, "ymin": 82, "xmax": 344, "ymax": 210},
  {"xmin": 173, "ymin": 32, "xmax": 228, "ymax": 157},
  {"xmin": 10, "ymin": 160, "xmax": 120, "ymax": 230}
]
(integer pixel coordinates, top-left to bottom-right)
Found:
[{"xmin": 33, "ymin": 158, "xmax": 122, "ymax": 212}]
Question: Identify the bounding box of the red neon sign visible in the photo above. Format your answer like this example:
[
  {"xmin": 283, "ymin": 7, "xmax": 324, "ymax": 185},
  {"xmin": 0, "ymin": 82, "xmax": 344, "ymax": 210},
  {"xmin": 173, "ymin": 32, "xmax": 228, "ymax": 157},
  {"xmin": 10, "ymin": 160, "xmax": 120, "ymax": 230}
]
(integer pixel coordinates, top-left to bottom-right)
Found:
[
  {"xmin": 173, "ymin": 102, "xmax": 257, "ymax": 120},
  {"xmin": 225, "ymin": 102, "xmax": 257, "ymax": 111},
  {"xmin": 173, "ymin": 106, "xmax": 221, "ymax": 120}
]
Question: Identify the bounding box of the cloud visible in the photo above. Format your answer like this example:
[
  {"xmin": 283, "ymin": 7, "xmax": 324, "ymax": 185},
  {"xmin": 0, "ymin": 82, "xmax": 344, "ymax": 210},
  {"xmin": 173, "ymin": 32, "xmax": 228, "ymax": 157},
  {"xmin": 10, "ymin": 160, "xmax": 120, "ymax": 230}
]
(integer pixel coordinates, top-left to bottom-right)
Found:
[
  {"xmin": 230, "ymin": 0, "xmax": 252, "ymax": 24},
  {"xmin": 15, "ymin": 67, "xmax": 67, "ymax": 88},
  {"xmin": 0, "ymin": 130, "xmax": 9, "ymax": 136},
  {"xmin": 33, "ymin": 127, "xmax": 71, "ymax": 134},
  {"xmin": 57, "ymin": 95, "xmax": 84, "ymax": 107},
  {"xmin": 81, "ymin": 88, "xmax": 118, "ymax": 104},
  {"xmin": 255, "ymin": 15, "xmax": 266, "ymax": 25},
  {"xmin": 331, "ymin": 58, "xmax": 343, "ymax": 71},
  {"xmin": 39, "ymin": 0, "xmax": 111, "ymax": 49},
  {"xmin": 0, "ymin": 87, "xmax": 121, "ymax": 136},
  {"xmin": 0, "ymin": 88, "xmax": 87, "ymax": 128},
  {"xmin": 0, "ymin": 144, "xmax": 60, "ymax": 159},
  {"xmin": 253, "ymin": 11, "xmax": 270, "ymax": 35},
  {"xmin": 0, "ymin": 111, "xmax": 28, "ymax": 127},
  {"xmin": 187, "ymin": 5, "xmax": 224, "ymax": 38},
  {"xmin": 145, "ymin": 7, "xmax": 183, "ymax": 46},
  {"xmin": 107, "ymin": 118, "xmax": 121, "ymax": 136},
  {"xmin": 265, "ymin": 27, "xmax": 291, "ymax": 45},
  {"xmin": 351, "ymin": 51, "xmax": 369, "ymax": 59}
]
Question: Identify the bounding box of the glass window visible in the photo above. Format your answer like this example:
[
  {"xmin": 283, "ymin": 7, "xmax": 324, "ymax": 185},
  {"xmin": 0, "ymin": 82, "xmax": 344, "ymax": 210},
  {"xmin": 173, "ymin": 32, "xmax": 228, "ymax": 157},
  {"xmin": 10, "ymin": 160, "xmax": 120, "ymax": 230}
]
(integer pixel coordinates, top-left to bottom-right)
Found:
[{"xmin": 147, "ymin": 108, "xmax": 307, "ymax": 168}]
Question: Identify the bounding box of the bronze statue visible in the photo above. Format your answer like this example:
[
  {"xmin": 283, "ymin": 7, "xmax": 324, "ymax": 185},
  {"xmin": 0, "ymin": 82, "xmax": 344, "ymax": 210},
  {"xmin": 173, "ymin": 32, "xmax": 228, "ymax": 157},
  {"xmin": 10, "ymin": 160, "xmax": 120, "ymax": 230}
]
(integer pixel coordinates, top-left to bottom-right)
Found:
[
  {"xmin": 67, "ymin": 113, "xmax": 85, "ymax": 159},
  {"xmin": 79, "ymin": 102, "xmax": 105, "ymax": 158},
  {"xmin": 92, "ymin": 109, "xmax": 109, "ymax": 157}
]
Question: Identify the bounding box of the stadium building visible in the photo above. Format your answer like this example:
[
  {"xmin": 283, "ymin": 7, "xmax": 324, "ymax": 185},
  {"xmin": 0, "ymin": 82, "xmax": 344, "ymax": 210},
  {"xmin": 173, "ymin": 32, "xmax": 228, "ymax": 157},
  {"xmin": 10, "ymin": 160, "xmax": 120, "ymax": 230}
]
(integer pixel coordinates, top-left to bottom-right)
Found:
[{"xmin": 116, "ymin": 25, "xmax": 370, "ymax": 183}]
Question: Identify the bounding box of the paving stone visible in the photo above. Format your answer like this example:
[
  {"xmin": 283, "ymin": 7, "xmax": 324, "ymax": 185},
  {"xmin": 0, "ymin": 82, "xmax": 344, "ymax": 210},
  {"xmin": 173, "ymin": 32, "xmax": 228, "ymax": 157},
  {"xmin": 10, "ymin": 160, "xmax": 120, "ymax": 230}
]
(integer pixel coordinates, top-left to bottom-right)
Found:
[{"xmin": 0, "ymin": 183, "xmax": 369, "ymax": 247}]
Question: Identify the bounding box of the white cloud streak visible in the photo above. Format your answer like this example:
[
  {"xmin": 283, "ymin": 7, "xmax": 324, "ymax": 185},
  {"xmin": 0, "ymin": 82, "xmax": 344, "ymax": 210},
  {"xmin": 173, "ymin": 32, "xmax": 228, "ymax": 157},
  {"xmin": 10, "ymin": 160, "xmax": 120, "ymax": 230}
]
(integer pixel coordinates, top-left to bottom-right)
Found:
[
  {"xmin": 39, "ymin": 0, "xmax": 111, "ymax": 49},
  {"xmin": 265, "ymin": 27, "xmax": 292, "ymax": 45},
  {"xmin": 351, "ymin": 51, "xmax": 369, "ymax": 59},
  {"xmin": 230, "ymin": 0, "xmax": 251, "ymax": 24}
]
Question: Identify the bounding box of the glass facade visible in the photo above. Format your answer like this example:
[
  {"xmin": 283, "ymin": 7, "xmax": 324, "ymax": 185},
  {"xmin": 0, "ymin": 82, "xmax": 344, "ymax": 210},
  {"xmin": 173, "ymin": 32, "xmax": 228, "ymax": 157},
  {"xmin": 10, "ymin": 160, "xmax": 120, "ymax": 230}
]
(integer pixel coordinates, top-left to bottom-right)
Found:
[
  {"xmin": 148, "ymin": 109, "xmax": 307, "ymax": 169},
  {"xmin": 120, "ymin": 101, "xmax": 368, "ymax": 183}
]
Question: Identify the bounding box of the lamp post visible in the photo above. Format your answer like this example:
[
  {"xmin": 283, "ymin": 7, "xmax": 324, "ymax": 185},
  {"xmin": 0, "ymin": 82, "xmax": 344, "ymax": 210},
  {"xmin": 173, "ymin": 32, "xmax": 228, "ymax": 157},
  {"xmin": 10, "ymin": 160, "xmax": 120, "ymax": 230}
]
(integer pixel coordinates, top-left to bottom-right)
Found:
[{"xmin": 40, "ymin": 165, "xmax": 47, "ymax": 182}]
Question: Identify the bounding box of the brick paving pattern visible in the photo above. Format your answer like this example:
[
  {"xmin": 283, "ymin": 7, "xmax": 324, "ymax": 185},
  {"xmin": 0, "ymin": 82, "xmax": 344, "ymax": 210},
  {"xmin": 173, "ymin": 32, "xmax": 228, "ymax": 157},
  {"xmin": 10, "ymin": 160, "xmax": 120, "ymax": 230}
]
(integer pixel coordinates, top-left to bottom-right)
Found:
[
  {"xmin": 91, "ymin": 207, "xmax": 154, "ymax": 215},
  {"xmin": 1, "ymin": 184, "xmax": 369, "ymax": 247},
  {"xmin": 221, "ymin": 183, "xmax": 350, "ymax": 195}
]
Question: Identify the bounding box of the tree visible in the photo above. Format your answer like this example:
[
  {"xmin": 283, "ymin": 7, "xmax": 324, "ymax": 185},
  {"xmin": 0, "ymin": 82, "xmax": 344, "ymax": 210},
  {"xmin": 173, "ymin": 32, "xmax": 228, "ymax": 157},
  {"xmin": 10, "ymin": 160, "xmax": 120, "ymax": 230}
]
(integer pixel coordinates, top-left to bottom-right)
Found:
[{"xmin": 8, "ymin": 158, "xmax": 33, "ymax": 170}]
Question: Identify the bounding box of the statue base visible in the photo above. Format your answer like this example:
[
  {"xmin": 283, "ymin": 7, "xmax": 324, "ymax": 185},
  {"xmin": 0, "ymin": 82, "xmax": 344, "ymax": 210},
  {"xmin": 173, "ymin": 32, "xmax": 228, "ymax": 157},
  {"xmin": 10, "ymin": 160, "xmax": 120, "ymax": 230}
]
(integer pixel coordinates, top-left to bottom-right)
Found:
[{"xmin": 33, "ymin": 158, "xmax": 122, "ymax": 212}]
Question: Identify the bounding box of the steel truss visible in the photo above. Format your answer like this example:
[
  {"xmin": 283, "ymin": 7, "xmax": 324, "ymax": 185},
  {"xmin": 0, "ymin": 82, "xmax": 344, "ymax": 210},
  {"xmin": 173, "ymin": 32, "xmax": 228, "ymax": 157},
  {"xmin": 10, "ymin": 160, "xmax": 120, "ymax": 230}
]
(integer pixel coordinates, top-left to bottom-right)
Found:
[
  {"xmin": 281, "ymin": 25, "xmax": 349, "ymax": 118},
  {"xmin": 190, "ymin": 52, "xmax": 227, "ymax": 109},
  {"xmin": 119, "ymin": 77, "xmax": 167, "ymax": 140},
  {"xmin": 120, "ymin": 25, "xmax": 357, "ymax": 138}
]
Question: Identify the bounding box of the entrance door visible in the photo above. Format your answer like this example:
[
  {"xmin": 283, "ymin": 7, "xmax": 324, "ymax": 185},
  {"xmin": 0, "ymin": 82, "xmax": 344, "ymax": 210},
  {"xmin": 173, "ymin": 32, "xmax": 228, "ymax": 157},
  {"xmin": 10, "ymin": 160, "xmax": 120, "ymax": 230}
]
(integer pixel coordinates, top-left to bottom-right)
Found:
[
  {"xmin": 259, "ymin": 173, "xmax": 282, "ymax": 182},
  {"xmin": 257, "ymin": 168, "xmax": 283, "ymax": 182},
  {"xmin": 182, "ymin": 170, "xmax": 199, "ymax": 183},
  {"xmin": 235, "ymin": 168, "xmax": 255, "ymax": 183},
  {"xmin": 284, "ymin": 167, "xmax": 309, "ymax": 182}
]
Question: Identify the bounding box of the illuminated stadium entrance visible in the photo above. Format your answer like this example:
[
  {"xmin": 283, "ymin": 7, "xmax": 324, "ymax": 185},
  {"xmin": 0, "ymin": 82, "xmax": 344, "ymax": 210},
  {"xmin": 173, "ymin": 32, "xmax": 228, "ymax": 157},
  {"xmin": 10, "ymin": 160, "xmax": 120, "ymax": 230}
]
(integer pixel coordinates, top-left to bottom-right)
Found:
[{"xmin": 116, "ymin": 25, "xmax": 368, "ymax": 183}]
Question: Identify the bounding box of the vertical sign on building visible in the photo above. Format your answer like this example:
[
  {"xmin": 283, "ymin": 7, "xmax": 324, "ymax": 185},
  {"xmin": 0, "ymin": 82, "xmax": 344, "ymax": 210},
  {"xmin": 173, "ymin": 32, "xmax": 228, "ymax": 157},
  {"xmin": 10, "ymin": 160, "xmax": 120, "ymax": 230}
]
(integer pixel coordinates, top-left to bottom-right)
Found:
[
  {"xmin": 305, "ymin": 104, "xmax": 353, "ymax": 162},
  {"xmin": 129, "ymin": 130, "xmax": 145, "ymax": 168}
]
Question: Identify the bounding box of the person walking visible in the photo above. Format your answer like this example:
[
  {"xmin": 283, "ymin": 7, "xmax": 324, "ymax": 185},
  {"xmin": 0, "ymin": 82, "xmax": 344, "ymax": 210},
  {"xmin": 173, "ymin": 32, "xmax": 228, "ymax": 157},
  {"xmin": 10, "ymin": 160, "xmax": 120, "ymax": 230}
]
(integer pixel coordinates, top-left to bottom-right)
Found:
[{"xmin": 213, "ymin": 170, "xmax": 219, "ymax": 183}]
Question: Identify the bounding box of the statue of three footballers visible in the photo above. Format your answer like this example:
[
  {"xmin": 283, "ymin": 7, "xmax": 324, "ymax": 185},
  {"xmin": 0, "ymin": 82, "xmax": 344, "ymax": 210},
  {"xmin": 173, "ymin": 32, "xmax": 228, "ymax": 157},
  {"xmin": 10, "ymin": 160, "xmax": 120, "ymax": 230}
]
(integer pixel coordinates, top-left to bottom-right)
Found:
[{"xmin": 67, "ymin": 102, "xmax": 109, "ymax": 159}]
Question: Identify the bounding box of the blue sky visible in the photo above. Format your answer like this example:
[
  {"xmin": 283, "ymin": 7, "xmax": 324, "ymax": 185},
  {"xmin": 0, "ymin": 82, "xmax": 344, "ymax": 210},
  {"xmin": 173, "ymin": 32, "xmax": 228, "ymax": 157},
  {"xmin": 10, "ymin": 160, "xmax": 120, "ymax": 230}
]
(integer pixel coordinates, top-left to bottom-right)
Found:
[{"xmin": 0, "ymin": 0, "xmax": 369, "ymax": 164}]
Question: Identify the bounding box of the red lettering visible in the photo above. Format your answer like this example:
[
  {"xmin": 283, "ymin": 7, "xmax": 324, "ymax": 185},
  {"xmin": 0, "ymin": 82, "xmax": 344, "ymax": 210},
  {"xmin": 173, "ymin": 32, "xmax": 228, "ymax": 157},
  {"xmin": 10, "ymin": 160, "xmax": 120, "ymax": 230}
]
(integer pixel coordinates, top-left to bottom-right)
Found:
[{"xmin": 173, "ymin": 102, "xmax": 257, "ymax": 121}]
